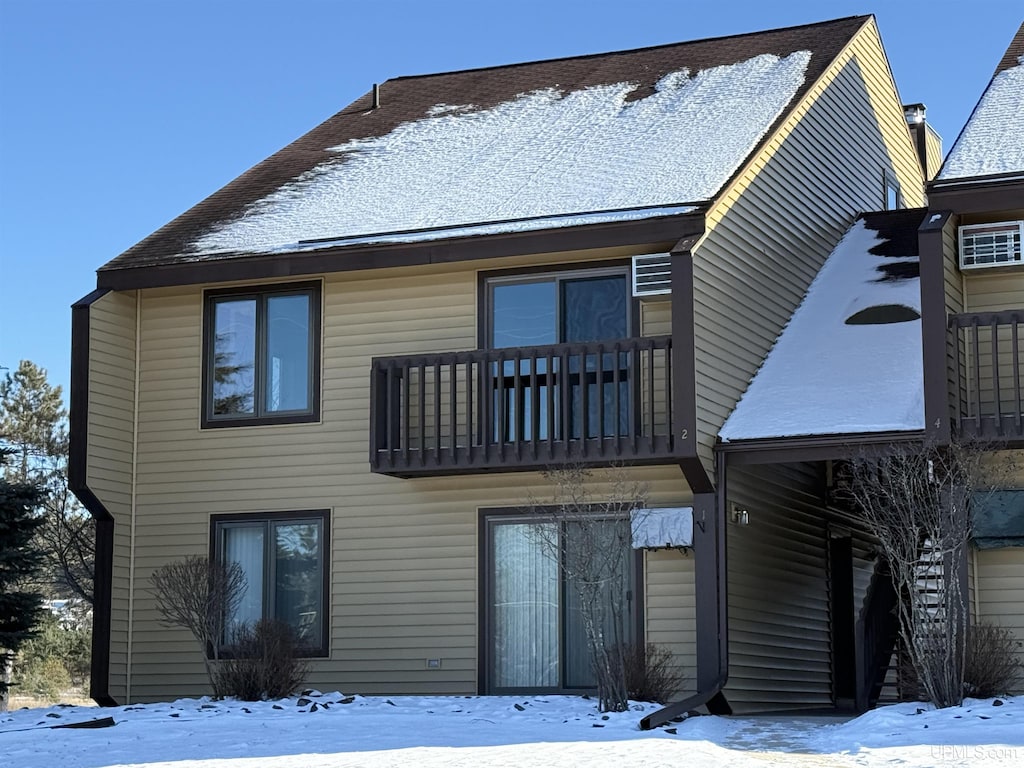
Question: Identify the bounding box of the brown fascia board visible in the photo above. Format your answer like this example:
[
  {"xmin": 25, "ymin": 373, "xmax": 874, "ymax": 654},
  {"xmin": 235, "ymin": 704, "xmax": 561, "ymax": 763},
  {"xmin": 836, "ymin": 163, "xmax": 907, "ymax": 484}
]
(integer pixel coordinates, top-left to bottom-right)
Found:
[
  {"xmin": 69, "ymin": 289, "xmax": 117, "ymax": 708},
  {"xmin": 927, "ymin": 175, "xmax": 1024, "ymax": 215},
  {"xmin": 96, "ymin": 211, "xmax": 706, "ymax": 291},
  {"xmin": 716, "ymin": 430, "xmax": 927, "ymax": 466}
]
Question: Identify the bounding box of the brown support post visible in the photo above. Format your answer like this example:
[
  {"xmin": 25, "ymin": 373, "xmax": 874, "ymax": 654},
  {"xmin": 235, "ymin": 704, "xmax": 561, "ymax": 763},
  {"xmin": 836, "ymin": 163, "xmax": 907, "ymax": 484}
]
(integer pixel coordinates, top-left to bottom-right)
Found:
[{"xmin": 918, "ymin": 210, "xmax": 953, "ymax": 445}]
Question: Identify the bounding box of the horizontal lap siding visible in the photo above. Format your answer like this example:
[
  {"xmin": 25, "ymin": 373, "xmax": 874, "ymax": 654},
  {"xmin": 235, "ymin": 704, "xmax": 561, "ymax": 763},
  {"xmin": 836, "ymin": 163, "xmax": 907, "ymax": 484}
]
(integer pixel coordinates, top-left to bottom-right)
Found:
[
  {"xmin": 87, "ymin": 290, "xmax": 137, "ymax": 703},
  {"xmin": 644, "ymin": 550, "xmax": 696, "ymax": 698},
  {"xmin": 944, "ymin": 219, "xmax": 966, "ymax": 417},
  {"xmin": 127, "ymin": 258, "xmax": 693, "ymax": 702},
  {"xmin": 964, "ymin": 271, "xmax": 1024, "ymax": 313},
  {"xmin": 975, "ymin": 548, "xmax": 1024, "ymax": 694},
  {"xmin": 724, "ymin": 463, "xmax": 831, "ymax": 712},
  {"xmin": 693, "ymin": 22, "xmax": 925, "ymax": 471}
]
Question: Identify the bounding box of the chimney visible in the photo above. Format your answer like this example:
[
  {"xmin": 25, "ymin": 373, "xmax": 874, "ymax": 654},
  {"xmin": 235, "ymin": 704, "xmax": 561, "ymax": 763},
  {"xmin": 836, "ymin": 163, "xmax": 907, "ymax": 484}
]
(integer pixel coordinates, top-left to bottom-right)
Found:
[{"xmin": 903, "ymin": 103, "xmax": 941, "ymax": 181}]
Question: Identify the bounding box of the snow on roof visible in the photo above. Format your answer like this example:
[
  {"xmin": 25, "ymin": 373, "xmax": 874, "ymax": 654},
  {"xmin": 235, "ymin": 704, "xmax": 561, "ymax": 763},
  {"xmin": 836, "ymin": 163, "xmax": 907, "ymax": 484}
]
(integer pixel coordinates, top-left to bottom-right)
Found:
[
  {"xmin": 719, "ymin": 210, "xmax": 926, "ymax": 443},
  {"xmin": 938, "ymin": 54, "xmax": 1024, "ymax": 180},
  {"xmin": 630, "ymin": 507, "xmax": 693, "ymax": 549},
  {"xmin": 202, "ymin": 205, "xmax": 697, "ymax": 257},
  {"xmin": 191, "ymin": 52, "xmax": 810, "ymax": 256}
]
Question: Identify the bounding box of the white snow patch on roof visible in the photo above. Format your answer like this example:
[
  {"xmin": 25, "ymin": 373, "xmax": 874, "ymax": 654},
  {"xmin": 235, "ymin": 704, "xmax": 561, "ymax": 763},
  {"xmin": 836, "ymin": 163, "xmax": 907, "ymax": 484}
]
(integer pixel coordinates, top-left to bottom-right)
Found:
[
  {"xmin": 719, "ymin": 218, "xmax": 923, "ymax": 442},
  {"xmin": 199, "ymin": 205, "xmax": 697, "ymax": 258},
  {"xmin": 939, "ymin": 55, "xmax": 1024, "ymax": 180},
  {"xmin": 193, "ymin": 51, "xmax": 811, "ymax": 255}
]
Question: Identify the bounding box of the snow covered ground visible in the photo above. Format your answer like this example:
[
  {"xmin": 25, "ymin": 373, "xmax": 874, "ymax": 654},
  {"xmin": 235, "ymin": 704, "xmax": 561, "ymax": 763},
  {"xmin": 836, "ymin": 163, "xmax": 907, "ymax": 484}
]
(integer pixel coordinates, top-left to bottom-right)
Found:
[{"xmin": 2, "ymin": 692, "xmax": 1021, "ymax": 767}]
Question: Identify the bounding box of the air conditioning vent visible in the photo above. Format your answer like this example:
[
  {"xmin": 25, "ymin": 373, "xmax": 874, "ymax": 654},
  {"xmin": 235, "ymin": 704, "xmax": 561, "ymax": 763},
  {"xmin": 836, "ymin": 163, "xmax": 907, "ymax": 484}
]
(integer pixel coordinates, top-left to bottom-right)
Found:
[
  {"xmin": 632, "ymin": 253, "xmax": 671, "ymax": 297},
  {"xmin": 960, "ymin": 220, "xmax": 1024, "ymax": 270}
]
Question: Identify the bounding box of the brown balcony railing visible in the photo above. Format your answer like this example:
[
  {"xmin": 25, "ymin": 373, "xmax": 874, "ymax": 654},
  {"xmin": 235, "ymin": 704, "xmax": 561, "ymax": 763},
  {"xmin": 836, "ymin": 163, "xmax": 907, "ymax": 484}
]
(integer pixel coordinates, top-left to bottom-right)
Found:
[
  {"xmin": 950, "ymin": 310, "xmax": 1024, "ymax": 439},
  {"xmin": 369, "ymin": 336, "xmax": 675, "ymax": 476}
]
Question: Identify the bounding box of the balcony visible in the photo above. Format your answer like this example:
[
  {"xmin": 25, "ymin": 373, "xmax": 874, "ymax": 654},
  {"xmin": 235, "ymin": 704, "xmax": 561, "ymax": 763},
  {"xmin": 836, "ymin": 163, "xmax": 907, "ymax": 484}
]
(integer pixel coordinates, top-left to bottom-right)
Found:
[
  {"xmin": 950, "ymin": 310, "xmax": 1024, "ymax": 441},
  {"xmin": 369, "ymin": 336, "xmax": 676, "ymax": 476}
]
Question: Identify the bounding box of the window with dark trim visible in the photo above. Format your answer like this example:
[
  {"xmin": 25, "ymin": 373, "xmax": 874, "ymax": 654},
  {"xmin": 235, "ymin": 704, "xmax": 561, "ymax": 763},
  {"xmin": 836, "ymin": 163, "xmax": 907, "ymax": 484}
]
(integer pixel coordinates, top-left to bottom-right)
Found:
[
  {"xmin": 202, "ymin": 281, "xmax": 321, "ymax": 428},
  {"xmin": 211, "ymin": 510, "xmax": 329, "ymax": 656},
  {"xmin": 479, "ymin": 508, "xmax": 641, "ymax": 694},
  {"xmin": 884, "ymin": 171, "xmax": 902, "ymax": 211},
  {"xmin": 480, "ymin": 265, "xmax": 637, "ymax": 442}
]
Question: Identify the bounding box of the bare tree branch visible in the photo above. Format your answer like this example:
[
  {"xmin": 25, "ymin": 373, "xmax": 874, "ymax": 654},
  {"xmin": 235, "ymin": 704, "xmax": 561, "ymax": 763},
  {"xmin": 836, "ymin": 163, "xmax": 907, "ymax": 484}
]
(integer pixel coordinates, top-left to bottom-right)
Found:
[
  {"xmin": 526, "ymin": 465, "xmax": 648, "ymax": 712},
  {"xmin": 841, "ymin": 438, "xmax": 1012, "ymax": 708},
  {"xmin": 149, "ymin": 556, "xmax": 246, "ymax": 697}
]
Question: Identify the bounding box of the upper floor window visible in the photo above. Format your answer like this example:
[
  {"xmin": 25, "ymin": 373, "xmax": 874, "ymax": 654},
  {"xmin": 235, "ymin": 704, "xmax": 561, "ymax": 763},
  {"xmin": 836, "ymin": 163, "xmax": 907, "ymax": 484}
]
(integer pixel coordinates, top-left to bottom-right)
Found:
[
  {"xmin": 883, "ymin": 171, "xmax": 902, "ymax": 211},
  {"xmin": 482, "ymin": 266, "xmax": 635, "ymax": 441},
  {"xmin": 485, "ymin": 267, "xmax": 632, "ymax": 349},
  {"xmin": 202, "ymin": 282, "xmax": 321, "ymax": 428},
  {"xmin": 959, "ymin": 220, "xmax": 1024, "ymax": 270}
]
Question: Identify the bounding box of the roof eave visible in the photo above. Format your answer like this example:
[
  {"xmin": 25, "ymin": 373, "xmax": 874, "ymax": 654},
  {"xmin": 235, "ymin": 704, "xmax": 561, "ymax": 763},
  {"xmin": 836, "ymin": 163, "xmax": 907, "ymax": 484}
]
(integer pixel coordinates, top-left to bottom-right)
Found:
[
  {"xmin": 927, "ymin": 174, "xmax": 1024, "ymax": 215},
  {"xmin": 717, "ymin": 429, "xmax": 927, "ymax": 465},
  {"xmin": 95, "ymin": 209, "xmax": 708, "ymax": 291}
]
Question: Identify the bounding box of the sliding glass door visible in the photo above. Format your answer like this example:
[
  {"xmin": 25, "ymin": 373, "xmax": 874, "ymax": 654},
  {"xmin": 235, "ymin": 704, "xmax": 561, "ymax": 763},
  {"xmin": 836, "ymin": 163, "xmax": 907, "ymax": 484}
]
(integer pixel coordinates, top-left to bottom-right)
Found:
[{"xmin": 484, "ymin": 514, "xmax": 637, "ymax": 693}]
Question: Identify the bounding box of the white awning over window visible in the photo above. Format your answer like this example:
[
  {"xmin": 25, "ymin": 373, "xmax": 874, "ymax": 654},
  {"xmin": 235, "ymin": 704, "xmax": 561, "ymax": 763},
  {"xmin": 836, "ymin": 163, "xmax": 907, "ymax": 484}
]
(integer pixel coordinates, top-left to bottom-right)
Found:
[{"xmin": 631, "ymin": 507, "xmax": 693, "ymax": 549}]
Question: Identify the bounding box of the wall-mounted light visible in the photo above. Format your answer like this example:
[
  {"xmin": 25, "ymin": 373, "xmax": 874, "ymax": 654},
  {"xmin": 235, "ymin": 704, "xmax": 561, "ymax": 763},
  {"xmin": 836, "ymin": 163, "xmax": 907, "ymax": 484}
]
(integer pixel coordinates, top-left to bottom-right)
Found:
[{"xmin": 731, "ymin": 505, "xmax": 749, "ymax": 526}]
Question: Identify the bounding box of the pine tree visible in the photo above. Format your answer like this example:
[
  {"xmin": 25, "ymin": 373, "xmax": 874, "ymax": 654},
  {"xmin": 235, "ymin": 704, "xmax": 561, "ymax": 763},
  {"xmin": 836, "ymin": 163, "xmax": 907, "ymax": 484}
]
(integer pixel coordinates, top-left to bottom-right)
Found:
[
  {"xmin": 0, "ymin": 458, "xmax": 45, "ymax": 705},
  {"xmin": 0, "ymin": 361, "xmax": 65, "ymax": 483},
  {"xmin": 0, "ymin": 361, "xmax": 94, "ymax": 604}
]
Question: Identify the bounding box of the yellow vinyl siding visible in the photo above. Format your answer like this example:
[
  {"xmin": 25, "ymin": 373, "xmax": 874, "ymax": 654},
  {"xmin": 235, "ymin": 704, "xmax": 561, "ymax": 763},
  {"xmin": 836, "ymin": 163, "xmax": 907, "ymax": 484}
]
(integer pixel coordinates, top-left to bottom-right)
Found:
[
  {"xmin": 975, "ymin": 547, "xmax": 1024, "ymax": 694},
  {"xmin": 964, "ymin": 270, "xmax": 1024, "ymax": 314},
  {"xmin": 724, "ymin": 463, "xmax": 831, "ymax": 712},
  {"xmin": 119, "ymin": 259, "xmax": 694, "ymax": 702},
  {"xmin": 86, "ymin": 290, "xmax": 138, "ymax": 703},
  {"xmin": 692, "ymin": 19, "xmax": 926, "ymax": 470},
  {"xmin": 924, "ymin": 123, "xmax": 943, "ymax": 181},
  {"xmin": 644, "ymin": 549, "xmax": 696, "ymax": 698}
]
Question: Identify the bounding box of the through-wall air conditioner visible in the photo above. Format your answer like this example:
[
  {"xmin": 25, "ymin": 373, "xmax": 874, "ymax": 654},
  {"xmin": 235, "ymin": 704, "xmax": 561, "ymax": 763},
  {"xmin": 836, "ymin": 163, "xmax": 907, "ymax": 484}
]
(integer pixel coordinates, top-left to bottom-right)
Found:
[
  {"xmin": 631, "ymin": 253, "xmax": 672, "ymax": 298},
  {"xmin": 959, "ymin": 220, "xmax": 1024, "ymax": 270}
]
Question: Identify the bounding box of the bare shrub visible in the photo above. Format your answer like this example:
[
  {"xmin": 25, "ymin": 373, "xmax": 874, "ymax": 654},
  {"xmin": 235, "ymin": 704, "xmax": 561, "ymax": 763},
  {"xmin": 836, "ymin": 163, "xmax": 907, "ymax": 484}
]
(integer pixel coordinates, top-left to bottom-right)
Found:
[
  {"xmin": 842, "ymin": 439, "xmax": 1016, "ymax": 708},
  {"xmin": 215, "ymin": 619, "xmax": 310, "ymax": 701},
  {"xmin": 527, "ymin": 465, "xmax": 648, "ymax": 713},
  {"xmin": 621, "ymin": 643, "xmax": 686, "ymax": 704},
  {"xmin": 964, "ymin": 622, "xmax": 1023, "ymax": 699},
  {"xmin": 150, "ymin": 556, "xmax": 246, "ymax": 697}
]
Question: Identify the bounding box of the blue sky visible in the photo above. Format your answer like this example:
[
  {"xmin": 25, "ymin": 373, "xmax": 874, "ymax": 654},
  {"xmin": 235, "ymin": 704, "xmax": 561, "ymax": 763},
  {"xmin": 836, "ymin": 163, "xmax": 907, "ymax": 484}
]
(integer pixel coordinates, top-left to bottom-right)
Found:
[{"xmin": 1, "ymin": 0, "xmax": 1021, "ymax": 401}]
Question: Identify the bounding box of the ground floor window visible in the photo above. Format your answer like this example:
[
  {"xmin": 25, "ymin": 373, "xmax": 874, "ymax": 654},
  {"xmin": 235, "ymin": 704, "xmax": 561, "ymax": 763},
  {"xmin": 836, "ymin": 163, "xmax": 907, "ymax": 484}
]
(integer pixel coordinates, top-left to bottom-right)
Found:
[
  {"xmin": 211, "ymin": 510, "xmax": 328, "ymax": 656},
  {"xmin": 481, "ymin": 511, "xmax": 639, "ymax": 693}
]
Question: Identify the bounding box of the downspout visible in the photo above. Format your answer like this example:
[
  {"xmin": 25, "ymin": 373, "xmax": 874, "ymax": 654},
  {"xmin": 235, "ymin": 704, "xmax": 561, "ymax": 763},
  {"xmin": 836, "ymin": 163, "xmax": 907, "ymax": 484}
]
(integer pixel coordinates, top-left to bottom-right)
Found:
[
  {"xmin": 69, "ymin": 288, "xmax": 118, "ymax": 707},
  {"xmin": 640, "ymin": 457, "xmax": 730, "ymax": 729},
  {"xmin": 126, "ymin": 290, "xmax": 141, "ymax": 702},
  {"xmin": 640, "ymin": 232, "xmax": 730, "ymax": 729}
]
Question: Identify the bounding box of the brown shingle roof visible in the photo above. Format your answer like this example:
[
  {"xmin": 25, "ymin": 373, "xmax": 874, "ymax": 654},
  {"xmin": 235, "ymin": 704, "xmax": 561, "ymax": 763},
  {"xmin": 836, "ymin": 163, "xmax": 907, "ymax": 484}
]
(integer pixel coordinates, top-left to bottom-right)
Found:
[
  {"xmin": 994, "ymin": 22, "xmax": 1024, "ymax": 76},
  {"xmin": 100, "ymin": 15, "xmax": 869, "ymax": 276}
]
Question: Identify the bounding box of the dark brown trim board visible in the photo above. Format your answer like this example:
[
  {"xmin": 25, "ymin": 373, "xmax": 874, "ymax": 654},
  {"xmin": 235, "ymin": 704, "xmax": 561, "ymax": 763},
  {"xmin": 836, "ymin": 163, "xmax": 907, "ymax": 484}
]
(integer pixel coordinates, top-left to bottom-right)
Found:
[
  {"xmin": 927, "ymin": 176, "xmax": 1024, "ymax": 215},
  {"xmin": 97, "ymin": 213, "xmax": 703, "ymax": 291},
  {"xmin": 69, "ymin": 288, "xmax": 117, "ymax": 707},
  {"xmin": 918, "ymin": 210, "xmax": 953, "ymax": 445},
  {"xmin": 718, "ymin": 430, "xmax": 928, "ymax": 466},
  {"xmin": 640, "ymin": 483, "xmax": 729, "ymax": 727},
  {"xmin": 669, "ymin": 232, "xmax": 703, "ymax": 466}
]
